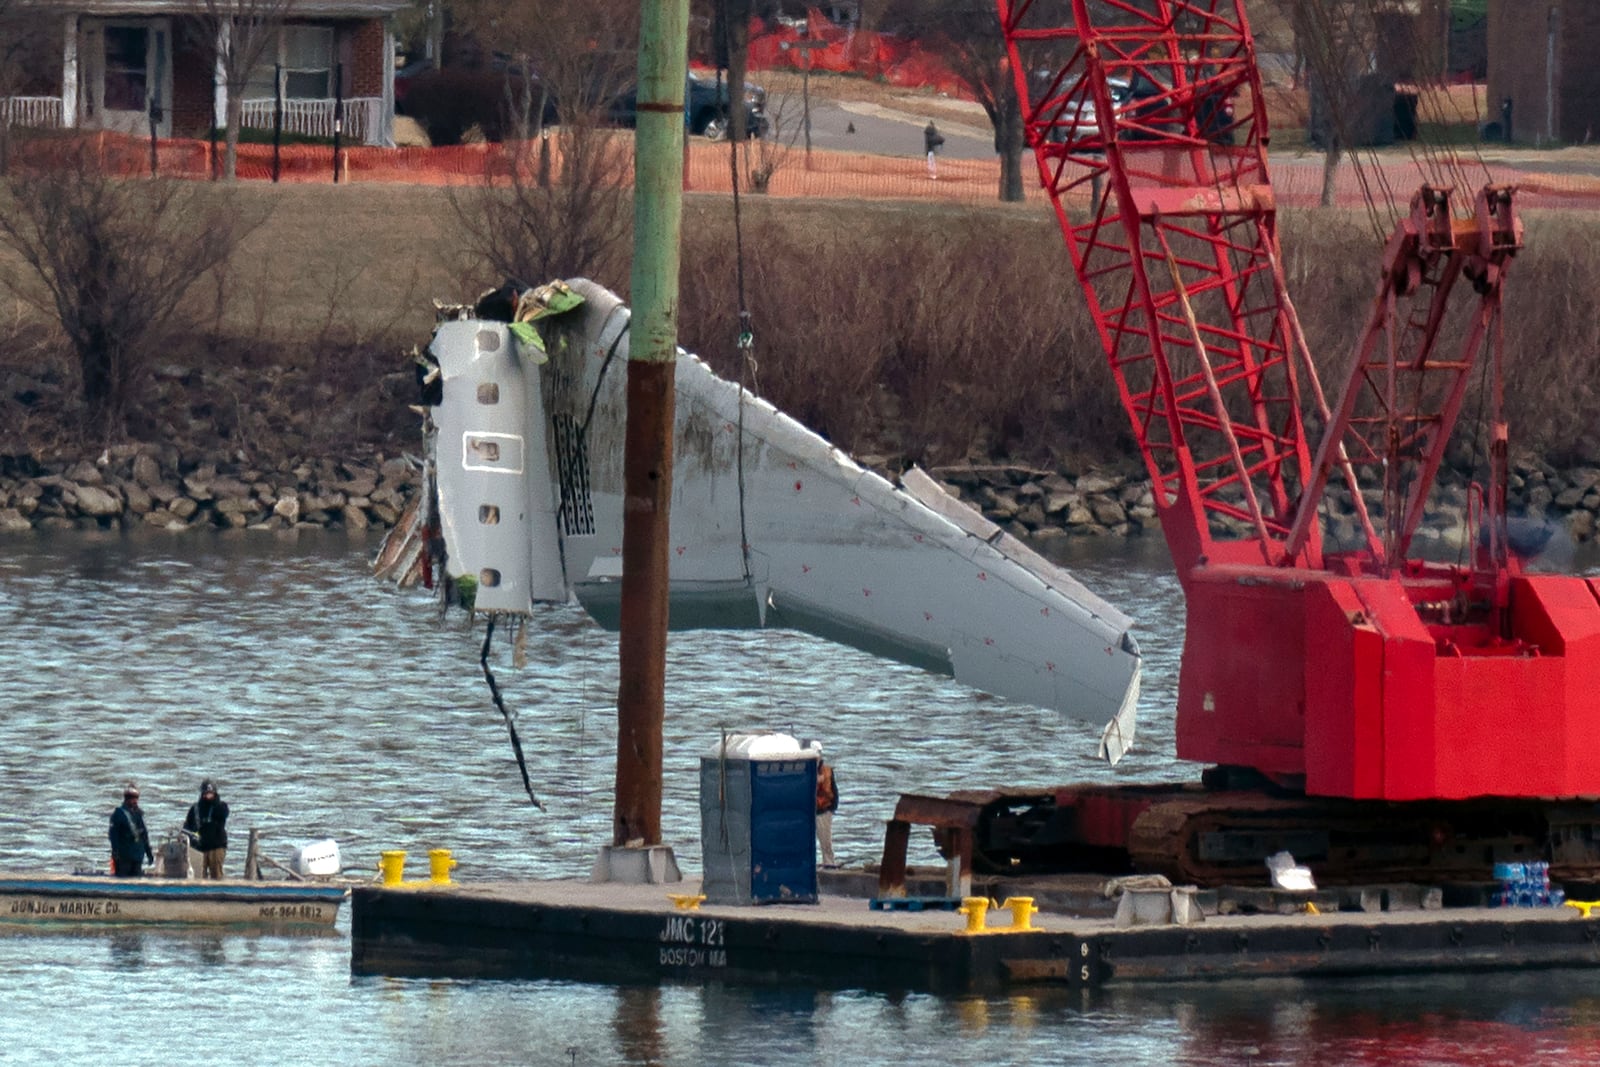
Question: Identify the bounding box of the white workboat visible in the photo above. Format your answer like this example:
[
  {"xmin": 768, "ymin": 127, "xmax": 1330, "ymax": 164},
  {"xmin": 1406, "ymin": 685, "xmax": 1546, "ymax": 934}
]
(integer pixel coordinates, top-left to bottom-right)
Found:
[{"xmin": 0, "ymin": 874, "xmax": 347, "ymax": 928}]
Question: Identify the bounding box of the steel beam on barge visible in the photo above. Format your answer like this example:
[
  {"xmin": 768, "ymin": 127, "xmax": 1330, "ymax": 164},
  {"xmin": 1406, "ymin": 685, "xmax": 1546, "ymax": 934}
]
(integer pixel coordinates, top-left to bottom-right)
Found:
[{"xmin": 876, "ymin": 794, "xmax": 981, "ymax": 901}]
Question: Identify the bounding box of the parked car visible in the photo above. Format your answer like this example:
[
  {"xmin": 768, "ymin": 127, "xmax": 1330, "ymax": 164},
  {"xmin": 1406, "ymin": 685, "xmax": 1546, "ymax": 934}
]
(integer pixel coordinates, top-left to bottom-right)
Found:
[
  {"xmin": 689, "ymin": 71, "xmax": 769, "ymax": 140},
  {"xmin": 605, "ymin": 72, "xmax": 769, "ymax": 140},
  {"xmin": 1031, "ymin": 74, "xmax": 1132, "ymax": 143},
  {"xmin": 1032, "ymin": 70, "xmax": 1233, "ymax": 146}
]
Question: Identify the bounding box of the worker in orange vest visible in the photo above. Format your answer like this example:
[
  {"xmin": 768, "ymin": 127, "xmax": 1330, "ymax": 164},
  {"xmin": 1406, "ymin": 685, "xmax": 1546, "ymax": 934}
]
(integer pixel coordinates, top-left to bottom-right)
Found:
[{"xmin": 810, "ymin": 741, "xmax": 840, "ymax": 868}]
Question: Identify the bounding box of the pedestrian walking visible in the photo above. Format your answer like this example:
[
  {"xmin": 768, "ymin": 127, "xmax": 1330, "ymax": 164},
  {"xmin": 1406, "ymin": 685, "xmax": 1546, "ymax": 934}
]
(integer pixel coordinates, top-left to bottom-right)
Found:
[{"xmin": 924, "ymin": 120, "xmax": 945, "ymax": 180}]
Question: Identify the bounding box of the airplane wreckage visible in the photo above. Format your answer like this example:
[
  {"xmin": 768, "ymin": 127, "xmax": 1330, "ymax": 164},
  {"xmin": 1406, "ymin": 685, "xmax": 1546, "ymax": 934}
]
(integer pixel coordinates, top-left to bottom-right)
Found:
[{"xmin": 375, "ymin": 279, "xmax": 1142, "ymax": 762}]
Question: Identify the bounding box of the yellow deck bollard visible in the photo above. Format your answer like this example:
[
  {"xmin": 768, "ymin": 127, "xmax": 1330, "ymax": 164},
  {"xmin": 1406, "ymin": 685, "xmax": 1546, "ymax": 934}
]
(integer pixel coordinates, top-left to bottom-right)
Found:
[
  {"xmin": 668, "ymin": 893, "xmax": 706, "ymax": 911},
  {"xmin": 1566, "ymin": 899, "xmax": 1600, "ymax": 919},
  {"xmin": 958, "ymin": 896, "xmax": 991, "ymax": 934},
  {"xmin": 428, "ymin": 849, "xmax": 457, "ymax": 885},
  {"xmin": 379, "ymin": 850, "xmax": 406, "ymax": 887},
  {"xmin": 1000, "ymin": 896, "xmax": 1037, "ymax": 931}
]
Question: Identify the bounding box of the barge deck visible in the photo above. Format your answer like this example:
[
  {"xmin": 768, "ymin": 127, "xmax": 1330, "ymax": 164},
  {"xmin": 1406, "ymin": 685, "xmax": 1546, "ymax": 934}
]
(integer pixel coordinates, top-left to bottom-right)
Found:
[{"xmin": 350, "ymin": 873, "xmax": 1600, "ymax": 994}]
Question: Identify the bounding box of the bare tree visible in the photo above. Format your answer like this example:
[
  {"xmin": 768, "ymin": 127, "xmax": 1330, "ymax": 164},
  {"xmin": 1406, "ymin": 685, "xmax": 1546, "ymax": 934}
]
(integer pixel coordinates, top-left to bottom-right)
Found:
[
  {"xmin": 189, "ymin": 0, "xmax": 296, "ymax": 180},
  {"xmin": 881, "ymin": 0, "xmax": 1026, "ymax": 203},
  {"xmin": 1273, "ymin": 0, "xmax": 1426, "ymax": 208},
  {"xmin": 449, "ymin": 0, "xmax": 639, "ymax": 288},
  {"xmin": 743, "ymin": 69, "xmax": 804, "ymax": 193},
  {"xmin": 856, "ymin": 0, "xmax": 889, "ymax": 31},
  {"xmin": 0, "ymin": 142, "xmax": 268, "ymax": 433},
  {"xmin": 451, "ymin": 123, "xmax": 635, "ymax": 292},
  {"xmin": 451, "ymin": 0, "xmax": 639, "ymax": 133}
]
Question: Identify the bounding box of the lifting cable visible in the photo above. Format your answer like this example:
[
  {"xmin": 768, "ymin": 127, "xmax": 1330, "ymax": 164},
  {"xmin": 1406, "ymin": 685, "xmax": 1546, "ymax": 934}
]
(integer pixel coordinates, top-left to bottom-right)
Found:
[
  {"xmin": 1284, "ymin": 0, "xmax": 1503, "ymax": 558},
  {"xmin": 715, "ymin": 0, "xmax": 757, "ymax": 586},
  {"xmin": 1298, "ymin": 0, "xmax": 1496, "ymax": 238},
  {"xmin": 1459, "ymin": 332, "xmax": 1495, "ymax": 569},
  {"xmin": 1146, "ymin": 3, "xmax": 1501, "ymax": 548},
  {"xmin": 1341, "ymin": 0, "xmax": 1498, "ymax": 534}
]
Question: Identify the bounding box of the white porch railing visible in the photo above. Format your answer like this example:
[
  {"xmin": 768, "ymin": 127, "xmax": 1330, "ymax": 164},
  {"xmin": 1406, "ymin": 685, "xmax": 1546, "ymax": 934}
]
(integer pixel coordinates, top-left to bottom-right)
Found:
[
  {"xmin": 238, "ymin": 97, "xmax": 385, "ymax": 145},
  {"xmin": 0, "ymin": 97, "xmax": 64, "ymax": 129}
]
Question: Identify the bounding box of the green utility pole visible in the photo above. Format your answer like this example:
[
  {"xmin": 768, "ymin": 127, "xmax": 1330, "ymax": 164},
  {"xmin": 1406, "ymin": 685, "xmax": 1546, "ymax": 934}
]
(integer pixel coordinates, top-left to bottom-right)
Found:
[{"xmin": 613, "ymin": 0, "xmax": 688, "ymax": 851}]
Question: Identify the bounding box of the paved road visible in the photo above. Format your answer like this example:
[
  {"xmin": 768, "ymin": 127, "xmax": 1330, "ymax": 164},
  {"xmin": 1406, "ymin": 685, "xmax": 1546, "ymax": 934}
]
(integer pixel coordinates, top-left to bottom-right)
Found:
[
  {"xmin": 764, "ymin": 95, "xmax": 1600, "ymax": 182},
  {"xmin": 775, "ymin": 98, "xmax": 997, "ymax": 161}
]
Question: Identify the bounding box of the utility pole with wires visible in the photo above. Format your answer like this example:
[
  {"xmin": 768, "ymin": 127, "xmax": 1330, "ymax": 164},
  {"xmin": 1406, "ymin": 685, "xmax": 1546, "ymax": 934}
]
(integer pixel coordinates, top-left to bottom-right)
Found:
[{"xmin": 595, "ymin": 0, "xmax": 689, "ymax": 885}]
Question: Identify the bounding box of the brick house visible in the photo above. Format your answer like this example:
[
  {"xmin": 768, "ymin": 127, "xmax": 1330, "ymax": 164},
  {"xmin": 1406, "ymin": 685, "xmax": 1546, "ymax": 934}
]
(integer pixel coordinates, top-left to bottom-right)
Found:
[
  {"xmin": 1487, "ymin": 0, "xmax": 1600, "ymax": 144},
  {"xmin": 4, "ymin": 1, "xmax": 406, "ymax": 146}
]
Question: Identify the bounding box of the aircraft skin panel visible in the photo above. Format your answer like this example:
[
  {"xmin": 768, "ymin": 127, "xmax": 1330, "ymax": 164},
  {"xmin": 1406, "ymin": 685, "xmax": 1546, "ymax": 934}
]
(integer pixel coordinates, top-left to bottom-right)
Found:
[
  {"xmin": 429, "ymin": 320, "xmax": 569, "ymax": 611},
  {"xmin": 419, "ymin": 280, "xmax": 1142, "ymax": 761}
]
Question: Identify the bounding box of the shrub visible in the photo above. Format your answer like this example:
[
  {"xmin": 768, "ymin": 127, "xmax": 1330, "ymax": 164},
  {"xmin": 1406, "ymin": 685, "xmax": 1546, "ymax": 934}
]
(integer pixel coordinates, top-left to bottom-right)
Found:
[
  {"xmin": 404, "ymin": 66, "xmax": 549, "ymax": 146},
  {"xmin": 0, "ymin": 140, "xmax": 267, "ymax": 435}
]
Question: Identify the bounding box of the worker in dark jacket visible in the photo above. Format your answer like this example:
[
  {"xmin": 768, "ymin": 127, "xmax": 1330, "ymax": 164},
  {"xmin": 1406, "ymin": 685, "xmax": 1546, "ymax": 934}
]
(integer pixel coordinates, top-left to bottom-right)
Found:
[
  {"xmin": 183, "ymin": 779, "xmax": 230, "ymax": 879},
  {"xmin": 109, "ymin": 783, "xmax": 153, "ymax": 877}
]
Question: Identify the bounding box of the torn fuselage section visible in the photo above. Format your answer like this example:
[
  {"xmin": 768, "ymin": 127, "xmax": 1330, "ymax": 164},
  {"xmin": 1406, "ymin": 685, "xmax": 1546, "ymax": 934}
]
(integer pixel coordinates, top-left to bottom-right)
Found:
[{"xmin": 381, "ymin": 280, "xmax": 1143, "ymax": 763}]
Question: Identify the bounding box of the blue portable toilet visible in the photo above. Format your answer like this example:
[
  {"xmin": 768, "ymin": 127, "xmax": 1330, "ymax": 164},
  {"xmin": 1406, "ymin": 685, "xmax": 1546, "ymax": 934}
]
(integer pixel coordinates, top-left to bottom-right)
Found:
[{"xmin": 700, "ymin": 733, "xmax": 818, "ymax": 905}]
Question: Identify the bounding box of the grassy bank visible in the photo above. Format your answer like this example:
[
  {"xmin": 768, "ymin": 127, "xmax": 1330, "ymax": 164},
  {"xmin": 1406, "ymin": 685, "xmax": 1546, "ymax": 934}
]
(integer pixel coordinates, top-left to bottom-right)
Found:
[{"xmin": 1, "ymin": 182, "xmax": 1597, "ymax": 474}]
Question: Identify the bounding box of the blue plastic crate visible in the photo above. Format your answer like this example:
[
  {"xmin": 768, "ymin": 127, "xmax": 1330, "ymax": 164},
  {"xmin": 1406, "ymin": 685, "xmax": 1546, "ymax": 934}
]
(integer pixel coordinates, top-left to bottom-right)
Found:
[{"xmin": 869, "ymin": 897, "xmax": 964, "ymax": 912}]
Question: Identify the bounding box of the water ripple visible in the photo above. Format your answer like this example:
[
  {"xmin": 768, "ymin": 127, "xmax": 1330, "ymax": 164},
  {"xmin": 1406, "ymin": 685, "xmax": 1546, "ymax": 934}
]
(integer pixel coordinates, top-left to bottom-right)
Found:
[{"xmin": 3, "ymin": 531, "xmax": 1594, "ymax": 1066}]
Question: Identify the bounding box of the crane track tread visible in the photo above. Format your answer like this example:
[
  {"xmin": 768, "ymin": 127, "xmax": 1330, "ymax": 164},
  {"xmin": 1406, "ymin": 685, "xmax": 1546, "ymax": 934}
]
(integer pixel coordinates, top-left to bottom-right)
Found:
[
  {"xmin": 1125, "ymin": 792, "xmax": 1600, "ymax": 887},
  {"xmin": 929, "ymin": 783, "xmax": 1600, "ymax": 887}
]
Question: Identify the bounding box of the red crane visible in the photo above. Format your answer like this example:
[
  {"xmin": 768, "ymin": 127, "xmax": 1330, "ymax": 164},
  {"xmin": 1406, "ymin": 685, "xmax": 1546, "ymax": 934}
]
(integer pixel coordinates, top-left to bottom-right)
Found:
[{"xmin": 939, "ymin": 0, "xmax": 1600, "ymax": 884}]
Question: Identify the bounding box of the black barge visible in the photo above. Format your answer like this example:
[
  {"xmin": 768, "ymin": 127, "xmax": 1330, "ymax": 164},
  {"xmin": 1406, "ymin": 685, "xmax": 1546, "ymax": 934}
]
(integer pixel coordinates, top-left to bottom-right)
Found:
[{"xmin": 350, "ymin": 872, "xmax": 1600, "ymax": 994}]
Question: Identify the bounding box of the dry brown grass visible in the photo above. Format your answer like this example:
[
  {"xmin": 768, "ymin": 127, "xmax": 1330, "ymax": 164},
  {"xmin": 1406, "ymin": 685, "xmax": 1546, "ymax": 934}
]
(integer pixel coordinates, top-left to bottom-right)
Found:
[
  {"xmin": 676, "ymin": 195, "xmax": 1119, "ymax": 466},
  {"xmin": 3, "ymin": 182, "xmax": 1598, "ymax": 471}
]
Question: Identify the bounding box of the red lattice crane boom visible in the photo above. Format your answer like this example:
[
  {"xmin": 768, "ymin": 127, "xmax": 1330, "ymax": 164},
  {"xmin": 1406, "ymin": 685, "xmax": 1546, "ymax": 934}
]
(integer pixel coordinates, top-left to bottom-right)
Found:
[{"xmin": 999, "ymin": 0, "xmax": 1600, "ymax": 804}]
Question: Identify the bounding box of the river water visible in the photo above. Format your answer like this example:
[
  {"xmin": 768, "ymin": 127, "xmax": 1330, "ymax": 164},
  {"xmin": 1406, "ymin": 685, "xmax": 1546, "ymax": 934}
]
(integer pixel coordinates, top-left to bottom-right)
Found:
[{"xmin": 3, "ymin": 531, "xmax": 1600, "ymax": 1066}]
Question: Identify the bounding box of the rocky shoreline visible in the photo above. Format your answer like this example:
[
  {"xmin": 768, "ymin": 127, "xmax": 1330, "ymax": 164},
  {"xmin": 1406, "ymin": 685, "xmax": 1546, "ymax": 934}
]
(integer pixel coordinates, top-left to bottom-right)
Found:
[
  {"xmin": 931, "ymin": 453, "xmax": 1599, "ymax": 553},
  {"xmin": 0, "ymin": 445, "xmax": 418, "ymax": 535},
  {"xmin": 3, "ymin": 442, "xmax": 1595, "ymax": 557}
]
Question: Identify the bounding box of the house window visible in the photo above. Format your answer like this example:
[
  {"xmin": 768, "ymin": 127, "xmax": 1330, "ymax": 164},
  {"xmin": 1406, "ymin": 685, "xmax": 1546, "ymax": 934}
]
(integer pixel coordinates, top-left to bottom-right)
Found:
[
  {"xmin": 283, "ymin": 25, "xmax": 333, "ymax": 99},
  {"xmin": 244, "ymin": 24, "xmax": 335, "ymax": 100},
  {"xmin": 104, "ymin": 26, "xmax": 149, "ymax": 110}
]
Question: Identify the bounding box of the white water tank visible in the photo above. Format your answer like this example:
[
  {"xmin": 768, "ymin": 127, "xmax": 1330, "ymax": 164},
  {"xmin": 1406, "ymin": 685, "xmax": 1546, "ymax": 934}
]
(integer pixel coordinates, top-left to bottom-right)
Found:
[{"xmin": 290, "ymin": 839, "xmax": 342, "ymax": 877}]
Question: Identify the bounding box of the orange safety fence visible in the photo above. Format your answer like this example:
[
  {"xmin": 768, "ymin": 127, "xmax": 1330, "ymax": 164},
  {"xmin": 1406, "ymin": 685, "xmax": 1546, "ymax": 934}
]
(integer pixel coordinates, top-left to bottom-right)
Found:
[
  {"xmin": 11, "ymin": 128, "xmax": 1600, "ymax": 213},
  {"xmin": 741, "ymin": 9, "xmax": 971, "ymax": 98}
]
